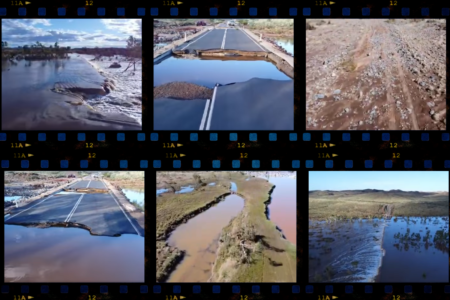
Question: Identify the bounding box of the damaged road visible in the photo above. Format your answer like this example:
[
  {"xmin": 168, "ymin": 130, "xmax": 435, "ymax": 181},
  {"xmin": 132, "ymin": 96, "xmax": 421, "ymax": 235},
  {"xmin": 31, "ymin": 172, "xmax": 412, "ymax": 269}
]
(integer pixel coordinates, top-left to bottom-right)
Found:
[{"xmin": 4, "ymin": 180, "xmax": 144, "ymax": 237}]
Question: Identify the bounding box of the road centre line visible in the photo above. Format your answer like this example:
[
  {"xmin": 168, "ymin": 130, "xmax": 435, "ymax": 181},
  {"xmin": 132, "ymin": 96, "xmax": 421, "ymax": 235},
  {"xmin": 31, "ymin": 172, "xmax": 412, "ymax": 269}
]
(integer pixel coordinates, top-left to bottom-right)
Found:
[
  {"xmin": 86, "ymin": 180, "xmax": 91, "ymax": 188},
  {"xmin": 239, "ymin": 28, "xmax": 266, "ymax": 51},
  {"xmin": 108, "ymin": 191, "xmax": 141, "ymax": 236},
  {"xmin": 205, "ymin": 84, "xmax": 219, "ymax": 130},
  {"xmin": 65, "ymin": 194, "xmax": 84, "ymax": 222},
  {"xmin": 181, "ymin": 30, "xmax": 213, "ymax": 50},
  {"xmin": 5, "ymin": 195, "xmax": 54, "ymax": 222},
  {"xmin": 221, "ymin": 28, "xmax": 228, "ymax": 49},
  {"xmin": 199, "ymin": 99, "xmax": 211, "ymax": 130}
]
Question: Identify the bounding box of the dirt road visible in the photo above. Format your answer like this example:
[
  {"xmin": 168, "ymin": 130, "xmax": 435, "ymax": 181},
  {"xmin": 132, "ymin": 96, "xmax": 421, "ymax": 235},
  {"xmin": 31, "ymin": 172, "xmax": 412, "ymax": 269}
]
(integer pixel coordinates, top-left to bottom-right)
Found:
[{"xmin": 306, "ymin": 19, "xmax": 446, "ymax": 130}]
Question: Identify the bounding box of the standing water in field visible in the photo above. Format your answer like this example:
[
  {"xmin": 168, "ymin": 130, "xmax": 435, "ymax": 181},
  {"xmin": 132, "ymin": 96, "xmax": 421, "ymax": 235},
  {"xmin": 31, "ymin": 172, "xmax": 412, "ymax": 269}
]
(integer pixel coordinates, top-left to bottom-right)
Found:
[{"xmin": 309, "ymin": 217, "xmax": 449, "ymax": 282}]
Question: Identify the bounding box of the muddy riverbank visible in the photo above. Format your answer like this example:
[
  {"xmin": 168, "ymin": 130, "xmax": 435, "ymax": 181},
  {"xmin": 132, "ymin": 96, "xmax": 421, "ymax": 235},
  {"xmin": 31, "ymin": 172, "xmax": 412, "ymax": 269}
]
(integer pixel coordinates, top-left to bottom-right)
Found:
[{"xmin": 156, "ymin": 173, "xmax": 232, "ymax": 282}]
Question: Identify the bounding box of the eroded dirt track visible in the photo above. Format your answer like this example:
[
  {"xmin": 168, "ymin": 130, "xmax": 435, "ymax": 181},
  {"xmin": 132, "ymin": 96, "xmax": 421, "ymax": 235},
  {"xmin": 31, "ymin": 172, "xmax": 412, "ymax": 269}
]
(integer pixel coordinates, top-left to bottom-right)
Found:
[{"xmin": 306, "ymin": 19, "xmax": 446, "ymax": 130}]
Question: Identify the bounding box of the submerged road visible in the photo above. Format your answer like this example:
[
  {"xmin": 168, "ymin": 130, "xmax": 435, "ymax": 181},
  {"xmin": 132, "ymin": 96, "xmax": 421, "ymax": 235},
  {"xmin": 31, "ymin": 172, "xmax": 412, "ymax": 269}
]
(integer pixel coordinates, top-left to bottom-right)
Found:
[
  {"xmin": 4, "ymin": 180, "xmax": 143, "ymax": 236},
  {"xmin": 154, "ymin": 78, "xmax": 294, "ymax": 130},
  {"xmin": 175, "ymin": 28, "xmax": 266, "ymax": 52}
]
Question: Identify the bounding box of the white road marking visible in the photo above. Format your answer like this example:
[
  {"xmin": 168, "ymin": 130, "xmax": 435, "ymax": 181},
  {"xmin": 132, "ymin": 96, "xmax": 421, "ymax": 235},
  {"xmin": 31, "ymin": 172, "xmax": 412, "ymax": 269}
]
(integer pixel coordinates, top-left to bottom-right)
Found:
[
  {"xmin": 221, "ymin": 28, "xmax": 228, "ymax": 49},
  {"xmin": 86, "ymin": 180, "xmax": 91, "ymax": 188},
  {"xmin": 108, "ymin": 191, "xmax": 141, "ymax": 236},
  {"xmin": 181, "ymin": 30, "xmax": 213, "ymax": 50},
  {"xmin": 5, "ymin": 195, "xmax": 54, "ymax": 222},
  {"xmin": 65, "ymin": 194, "xmax": 84, "ymax": 222},
  {"xmin": 205, "ymin": 84, "xmax": 218, "ymax": 130},
  {"xmin": 239, "ymin": 28, "xmax": 266, "ymax": 51},
  {"xmin": 199, "ymin": 99, "xmax": 211, "ymax": 130}
]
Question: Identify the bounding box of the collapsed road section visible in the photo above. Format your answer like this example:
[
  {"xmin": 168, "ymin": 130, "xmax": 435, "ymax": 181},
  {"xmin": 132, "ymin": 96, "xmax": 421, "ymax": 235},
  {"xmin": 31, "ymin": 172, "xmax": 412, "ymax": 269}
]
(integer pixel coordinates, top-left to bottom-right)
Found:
[
  {"xmin": 5, "ymin": 173, "xmax": 144, "ymax": 236},
  {"xmin": 154, "ymin": 20, "xmax": 294, "ymax": 131}
]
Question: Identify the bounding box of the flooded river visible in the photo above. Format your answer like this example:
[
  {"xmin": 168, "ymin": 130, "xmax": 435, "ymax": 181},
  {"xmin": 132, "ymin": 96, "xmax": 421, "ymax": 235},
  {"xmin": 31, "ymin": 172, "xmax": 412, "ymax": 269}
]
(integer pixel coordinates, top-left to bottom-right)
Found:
[
  {"xmin": 274, "ymin": 38, "xmax": 294, "ymax": 55},
  {"xmin": 4, "ymin": 224, "xmax": 144, "ymax": 282},
  {"xmin": 122, "ymin": 188, "xmax": 144, "ymax": 211},
  {"xmin": 154, "ymin": 56, "xmax": 291, "ymax": 88},
  {"xmin": 167, "ymin": 182, "xmax": 242, "ymax": 282},
  {"xmin": 267, "ymin": 177, "xmax": 297, "ymax": 244},
  {"xmin": 2, "ymin": 55, "xmax": 141, "ymax": 130},
  {"xmin": 309, "ymin": 217, "xmax": 449, "ymax": 282}
]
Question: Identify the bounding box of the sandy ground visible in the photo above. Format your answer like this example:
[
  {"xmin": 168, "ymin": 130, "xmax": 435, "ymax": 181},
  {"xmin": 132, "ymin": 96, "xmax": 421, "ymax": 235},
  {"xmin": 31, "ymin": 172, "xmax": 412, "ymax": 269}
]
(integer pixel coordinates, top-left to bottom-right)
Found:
[
  {"xmin": 306, "ymin": 19, "xmax": 446, "ymax": 130},
  {"xmin": 154, "ymin": 82, "xmax": 213, "ymax": 100}
]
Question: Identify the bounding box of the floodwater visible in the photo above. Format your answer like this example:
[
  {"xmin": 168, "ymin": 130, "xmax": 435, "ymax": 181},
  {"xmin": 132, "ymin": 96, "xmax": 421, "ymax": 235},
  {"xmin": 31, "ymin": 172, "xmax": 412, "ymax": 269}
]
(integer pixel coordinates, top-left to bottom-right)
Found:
[
  {"xmin": 267, "ymin": 177, "xmax": 297, "ymax": 244},
  {"xmin": 2, "ymin": 55, "xmax": 141, "ymax": 130},
  {"xmin": 154, "ymin": 56, "xmax": 291, "ymax": 88},
  {"xmin": 4, "ymin": 224, "xmax": 144, "ymax": 282},
  {"xmin": 230, "ymin": 182, "xmax": 237, "ymax": 192},
  {"xmin": 122, "ymin": 188, "xmax": 144, "ymax": 209},
  {"xmin": 167, "ymin": 191, "xmax": 244, "ymax": 282},
  {"xmin": 156, "ymin": 188, "xmax": 168, "ymax": 195},
  {"xmin": 274, "ymin": 38, "xmax": 294, "ymax": 55},
  {"xmin": 5, "ymin": 196, "xmax": 21, "ymax": 202},
  {"xmin": 208, "ymin": 182, "xmax": 216, "ymax": 186},
  {"xmin": 309, "ymin": 217, "xmax": 449, "ymax": 283},
  {"xmin": 377, "ymin": 216, "xmax": 449, "ymax": 282},
  {"xmin": 176, "ymin": 185, "xmax": 194, "ymax": 194}
]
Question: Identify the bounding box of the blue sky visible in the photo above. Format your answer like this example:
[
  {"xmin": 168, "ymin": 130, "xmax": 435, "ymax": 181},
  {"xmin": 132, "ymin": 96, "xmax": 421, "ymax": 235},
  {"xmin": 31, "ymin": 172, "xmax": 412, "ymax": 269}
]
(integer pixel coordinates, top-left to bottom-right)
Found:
[
  {"xmin": 309, "ymin": 171, "xmax": 449, "ymax": 192},
  {"xmin": 2, "ymin": 19, "xmax": 141, "ymax": 48}
]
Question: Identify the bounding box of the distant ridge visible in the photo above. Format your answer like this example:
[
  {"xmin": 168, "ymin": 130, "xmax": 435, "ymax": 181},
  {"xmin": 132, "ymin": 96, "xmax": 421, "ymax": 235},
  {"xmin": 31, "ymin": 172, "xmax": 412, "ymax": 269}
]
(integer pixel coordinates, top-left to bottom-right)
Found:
[{"xmin": 309, "ymin": 189, "xmax": 448, "ymax": 197}]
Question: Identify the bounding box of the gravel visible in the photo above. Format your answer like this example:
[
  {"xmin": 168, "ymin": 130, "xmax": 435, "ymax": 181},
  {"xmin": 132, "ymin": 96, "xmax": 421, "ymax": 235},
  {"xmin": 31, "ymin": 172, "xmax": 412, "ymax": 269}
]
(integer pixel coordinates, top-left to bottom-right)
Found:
[{"xmin": 154, "ymin": 82, "xmax": 213, "ymax": 100}]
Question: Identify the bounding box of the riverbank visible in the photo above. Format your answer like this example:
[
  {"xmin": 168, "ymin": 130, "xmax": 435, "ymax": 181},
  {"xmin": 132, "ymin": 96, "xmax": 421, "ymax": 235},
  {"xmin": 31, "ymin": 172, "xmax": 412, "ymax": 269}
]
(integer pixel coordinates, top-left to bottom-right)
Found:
[
  {"xmin": 210, "ymin": 176, "xmax": 296, "ymax": 282},
  {"xmin": 309, "ymin": 190, "xmax": 449, "ymax": 220}
]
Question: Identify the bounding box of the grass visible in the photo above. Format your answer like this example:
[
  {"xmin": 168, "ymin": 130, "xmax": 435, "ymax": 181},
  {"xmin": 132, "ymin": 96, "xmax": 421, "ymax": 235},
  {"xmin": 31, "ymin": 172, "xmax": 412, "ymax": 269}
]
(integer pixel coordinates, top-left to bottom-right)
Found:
[
  {"xmin": 212, "ymin": 176, "xmax": 296, "ymax": 282},
  {"xmin": 103, "ymin": 171, "xmax": 144, "ymax": 180},
  {"xmin": 340, "ymin": 59, "xmax": 357, "ymax": 72},
  {"xmin": 241, "ymin": 19, "xmax": 294, "ymax": 37},
  {"xmin": 309, "ymin": 191, "xmax": 448, "ymax": 220}
]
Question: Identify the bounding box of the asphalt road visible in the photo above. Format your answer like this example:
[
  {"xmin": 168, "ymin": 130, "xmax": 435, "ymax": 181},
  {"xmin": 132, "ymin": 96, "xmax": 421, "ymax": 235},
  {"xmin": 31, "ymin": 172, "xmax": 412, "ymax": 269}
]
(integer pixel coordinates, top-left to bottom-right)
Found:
[
  {"xmin": 4, "ymin": 180, "xmax": 143, "ymax": 236},
  {"xmin": 176, "ymin": 29, "xmax": 266, "ymax": 52},
  {"xmin": 154, "ymin": 78, "xmax": 293, "ymax": 130}
]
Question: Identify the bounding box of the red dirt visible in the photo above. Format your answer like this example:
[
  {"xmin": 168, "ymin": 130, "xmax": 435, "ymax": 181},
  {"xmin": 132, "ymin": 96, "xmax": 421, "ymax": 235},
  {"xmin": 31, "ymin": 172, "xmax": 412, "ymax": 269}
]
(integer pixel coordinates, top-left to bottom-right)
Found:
[{"xmin": 306, "ymin": 19, "xmax": 446, "ymax": 130}]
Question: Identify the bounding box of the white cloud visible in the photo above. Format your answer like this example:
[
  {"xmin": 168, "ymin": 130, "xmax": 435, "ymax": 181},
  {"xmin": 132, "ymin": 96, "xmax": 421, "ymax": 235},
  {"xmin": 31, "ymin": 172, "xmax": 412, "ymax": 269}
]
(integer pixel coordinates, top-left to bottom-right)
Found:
[
  {"xmin": 2, "ymin": 19, "xmax": 140, "ymax": 48},
  {"xmin": 101, "ymin": 19, "xmax": 142, "ymax": 37}
]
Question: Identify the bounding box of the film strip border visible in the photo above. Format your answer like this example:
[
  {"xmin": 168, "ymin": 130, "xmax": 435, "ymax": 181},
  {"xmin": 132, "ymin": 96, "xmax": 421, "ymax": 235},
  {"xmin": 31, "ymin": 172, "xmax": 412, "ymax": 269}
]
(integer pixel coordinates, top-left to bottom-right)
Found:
[
  {"xmin": 3, "ymin": 159, "xmax": 450, "ymax": 169},
  {"xmin": 0, "ymin": 6, "xmax": 449, "ymax": 17},
  {"xmin": 2, "ymin": 283, "xmax": 450, "ymax": 295},
  {"xmin": 1, "ymin": 132, "xmax": 450, "ymax": 142}
]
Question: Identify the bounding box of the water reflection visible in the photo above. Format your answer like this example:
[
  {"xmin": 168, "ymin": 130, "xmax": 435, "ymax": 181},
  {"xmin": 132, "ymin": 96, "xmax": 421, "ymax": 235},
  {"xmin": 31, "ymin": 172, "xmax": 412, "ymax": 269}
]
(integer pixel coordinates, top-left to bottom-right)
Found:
[
  {"xmin": 5, "ymin": 196, "xmax": 21, "ymax": 202},
  {"xmin": 309, "ymin": 216, "xmax": 449, "ymax": 282},
  {"xmin": 208, "ymin": 182, "xmax": 216, "ymax": 186},
  {"xmin": 4, "ymin": 224, "xmax": 144, "ymax": 282},
  {"xmin": 230, "ymin": 182, "xmax": 237, "ymax": 192},
  {"xmin": 267, "ymin": 177, "xmax": 296, "ymax": 244},
  {"xmin": 154, "ymin": 56, "xmax": 291, "ymax": 88},
  {"xmin": 157, "ymin": 188, "xmax": 169, "ymax": 195},
  {"xmin": 175, "ymin": 186, "xmax": 195, "ymax": 194},
  {"xmin": 122, "ymin": 188, "xmax": 144, "ymax": 210},
  {"xmin": 274, "ymin": 38, "xmax": 294, "ymax": 55}
]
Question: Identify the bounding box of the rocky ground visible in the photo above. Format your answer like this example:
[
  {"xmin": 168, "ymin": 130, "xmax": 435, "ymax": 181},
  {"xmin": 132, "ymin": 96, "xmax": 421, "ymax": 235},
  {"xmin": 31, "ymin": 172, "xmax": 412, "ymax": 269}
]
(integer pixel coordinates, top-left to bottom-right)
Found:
[
  {"xmin": 154, "ymin": 82, "xmax": 213, "ymax": 100},
  {"xmin": 306, "ymin": 19, "xmax": 446, "ymax": 130}
]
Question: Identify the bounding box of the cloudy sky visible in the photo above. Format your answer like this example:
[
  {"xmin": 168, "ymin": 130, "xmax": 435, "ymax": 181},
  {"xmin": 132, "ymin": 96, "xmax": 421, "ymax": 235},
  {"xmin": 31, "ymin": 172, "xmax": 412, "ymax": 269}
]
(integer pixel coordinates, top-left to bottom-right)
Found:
[{"xmin": 2, "ymin": 19, "xmax": 142, "ymax": 48}]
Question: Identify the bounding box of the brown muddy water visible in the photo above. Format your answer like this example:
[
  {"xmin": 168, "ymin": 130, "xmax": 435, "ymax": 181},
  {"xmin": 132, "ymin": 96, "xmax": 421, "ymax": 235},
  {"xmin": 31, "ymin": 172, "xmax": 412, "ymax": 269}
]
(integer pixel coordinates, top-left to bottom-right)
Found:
[
  {"xmin": 167, "ymin": 185, "xmax": 243, "ymax": 282},
  {"xmin": 267, "ymin": 177, "xmax": 297, "ymax": 244},
  {"xmin": 309, "ymin": 217, "xmax": 449, "ymax": 282},
  {"xmin": 4, "ymin": 224, "xmax": 144, "ymax": 282}
]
